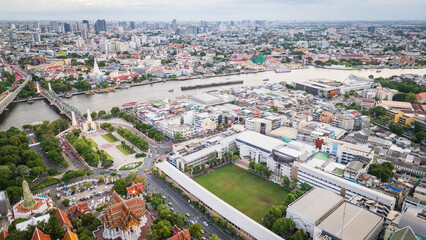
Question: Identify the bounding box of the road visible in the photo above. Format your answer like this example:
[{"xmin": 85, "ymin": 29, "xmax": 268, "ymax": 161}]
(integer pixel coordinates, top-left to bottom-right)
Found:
[
  {"xmin": 144, "ymin": 174, "xmax": 231, "ymax": 240},
  {"xmin": 0, "ymin": 62, "xmax": 31, "ymax": 115}
]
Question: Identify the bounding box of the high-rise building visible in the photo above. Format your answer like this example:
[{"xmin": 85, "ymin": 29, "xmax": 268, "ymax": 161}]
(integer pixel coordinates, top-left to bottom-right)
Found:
[
  {"xmin": 9, "ymin": 31, "xmax": 17, "ymax": 40},
  {"xmin": 130, "ymin": 21, "xmax": 136, "ymax": 29},
  {"xmin": 33, "ymin": 22, "xmax": 40, "ymax": 29},
  {"xmin": 367, "ymin": 26, "xmax": 376, "ymax": 34},
  {"xmin": 64, "ymin": 23, "xmax": 71, "ymax": 33},
  {"xmin": 32, "ymin": 33, "xmax": 41, "ymax": 43},
  {"xmin": 172, "ymin": 19, "xmax": 177, "ymax": 29},
  {"xmin": 81, "ymin": 30, "xmax": 88, "ymax": 40},
  {"xmin": 50, "ymin": 21, "xmax": 58, "ymax": 32},
  {"xmin": 119, "ymin": 21, "xmax": 127, "ymax": 30},
  {"xmin": 94, "ymin": 19, "xmax": 107, "ymax": 33},
  {"xmin": 82, "ymin": 20, "xmax": 90, "ymax": 30}
]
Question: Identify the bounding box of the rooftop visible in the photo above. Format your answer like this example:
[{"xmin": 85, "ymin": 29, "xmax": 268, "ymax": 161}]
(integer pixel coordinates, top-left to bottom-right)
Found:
[
  {"xmin": 317, "ymin": 202, "xmax": 383, "ymax": 240},
  {"xmin": 236, "ymin": 131, "xmax": 284, "ymax": 154},
  {"xmin": 287, "ymin": 188, "xmax": 343, "ymax": 225}
]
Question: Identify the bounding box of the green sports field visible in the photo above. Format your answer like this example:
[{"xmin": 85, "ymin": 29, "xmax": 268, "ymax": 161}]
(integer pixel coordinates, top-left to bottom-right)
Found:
[{"xmin": 194, "ymin": 164, "xmax": 289, "ymax": 223}]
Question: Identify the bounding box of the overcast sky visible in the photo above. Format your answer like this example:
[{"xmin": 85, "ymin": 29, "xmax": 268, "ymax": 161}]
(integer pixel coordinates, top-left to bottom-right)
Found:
[{"xmin": 1, "ymin": 0, "xmax": 425, "ymax": 21}]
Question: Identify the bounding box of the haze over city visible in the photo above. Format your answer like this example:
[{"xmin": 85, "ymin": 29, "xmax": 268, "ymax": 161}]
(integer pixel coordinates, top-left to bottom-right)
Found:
[{"xmin": 1, "ymin": 0, "xmax": 426, "ymax": 21}]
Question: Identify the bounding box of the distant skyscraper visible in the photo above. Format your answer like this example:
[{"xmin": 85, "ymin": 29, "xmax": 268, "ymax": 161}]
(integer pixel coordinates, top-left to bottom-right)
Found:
[
  {"xmin": 172, "ymin": 19, "xmax": 177, "ymax": 29},
  {"xmin": 32, "ymin": 33, "xmax": 40, "ymax": 43},
  {"xmin": 50, "ymin": 21, "xmax": 58, "ymax": 32},
  {"xmin": 130, "ymin": 21, "xmax": 136, "ymax": 30},
  {"xmin": 119, "ymin": 21, "xmax": 128, "ymax": 30},
  {"xmin": 94, "ymin": 19, "xmax": 107, "ymax": 33},
  {"xmin": 82, "ymin": 20, "xmax": 90, "ymax": 30},
  {"xmin": 33, "ymin": 22, "xmax": 40, "ymax": 29},
  {"xmin": 230, "ymin": 21, "xmax": 234, "ymax": 26},
  {"xmin": 64, "ymin": 23, "xmax": 71, "ymax": 33},
  {"xmin": 367, "ymin": 26, "xmax": 376, "ymax": 34},
  {"xmin": 9, "ymin": 31, "xmax": 17, "ymax": 40},
  {"xmin": 81, "ymin": 30, "xmax": 88, "ymax": 40}
]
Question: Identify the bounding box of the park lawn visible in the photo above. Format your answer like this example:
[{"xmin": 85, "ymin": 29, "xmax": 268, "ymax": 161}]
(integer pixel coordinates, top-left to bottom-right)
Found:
[
  {"xmin": 119, "ymin": 162, "xmax": 143, "ymax": 171},
  {"xmin": 194, "ymin": 164, "xmax": 289, "ymax": 223},
  {"xmin": 31, "ymin": 177, "xmax": 61, "ymax": 191},
  {"xmin": 102, "ymin": 133, "xmax": 119, "ymax": 143},
  {"xmin": 86, "ymin": 138, "xmax": 98, "ymax": 148},
  {"xmin": 116, "ymin": 145, "xmax": 134, "ymax": 156}
]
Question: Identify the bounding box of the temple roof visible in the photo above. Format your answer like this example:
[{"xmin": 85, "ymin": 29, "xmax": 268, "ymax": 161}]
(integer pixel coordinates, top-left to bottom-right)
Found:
[
  {"xmin": 62, "ymin": 230, "xmax": 79, "ymax": 240},
  {"xmin": 56, "ymin": 208, "xmax": 72, "ymax": 230},
  {"xmin": 32, "ymin": 228, "xmax": 51, "ymax": 240},
  {"xmin": 126, "ymin": 182, "xmax": 144, "ymax": 197},
  {"xmin": 102, "ymin": 191, "xmax": 145, "ymax": 230}
]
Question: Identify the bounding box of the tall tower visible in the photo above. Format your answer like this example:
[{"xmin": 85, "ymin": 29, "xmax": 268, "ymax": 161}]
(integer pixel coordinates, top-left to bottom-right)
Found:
[
  {"xmin": 36, "ymin": 82, "xmax": 41, "ymax": 93},
  {"xmin": 87, "ymin": 108, "xmax": 92, "ymax": 123},
  {"xmin": 48, "ymin": 82, "xmax": 52, "ymax": 91},
  {"xmin": 22, "ymin": 180, "xmax": 37, "ymax": 210},
  {"xmin": 93, "ymin": 59, "xmax": 101, "ymax": 75}
]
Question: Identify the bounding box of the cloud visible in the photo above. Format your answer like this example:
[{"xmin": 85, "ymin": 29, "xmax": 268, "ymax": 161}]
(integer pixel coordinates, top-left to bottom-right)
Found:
[{"xmin": 0, "ymin": 0, "xmax": 424, "ymax": 21}]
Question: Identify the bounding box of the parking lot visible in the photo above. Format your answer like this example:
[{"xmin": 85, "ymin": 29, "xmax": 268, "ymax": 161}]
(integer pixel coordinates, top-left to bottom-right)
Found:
[{"xmin": 58, "ymin": 179, "xmax": 115, "ymax": 212}]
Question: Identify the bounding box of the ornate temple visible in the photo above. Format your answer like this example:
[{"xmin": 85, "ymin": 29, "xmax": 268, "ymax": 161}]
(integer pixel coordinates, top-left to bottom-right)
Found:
[
  {"xmin": 82, "ymin": 108, "xmax": 97, "ymax": 132},
  {"xmin": 7, "ymin": 180, "xmax": 54, "ymax": 223},
  {"xmin": 31, "ymin": 227, "xmax": 51, "ymax": 240},
  {"xmin": 126, "ymin": 182, "xmax": 144, "ymax": 197},
  {"xmin": 101, "ymin": 191, "xmax": 148, "ymax": 240},
  {"xmin": 69, "ymin": 202, "xmax": 89, "ymax": 218}
]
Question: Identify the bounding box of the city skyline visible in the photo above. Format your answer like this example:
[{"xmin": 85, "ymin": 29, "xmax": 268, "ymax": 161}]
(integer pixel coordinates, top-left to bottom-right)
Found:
[{"xmin": 1, "ymin": 0, "xmax": 426, "ymax": 21}]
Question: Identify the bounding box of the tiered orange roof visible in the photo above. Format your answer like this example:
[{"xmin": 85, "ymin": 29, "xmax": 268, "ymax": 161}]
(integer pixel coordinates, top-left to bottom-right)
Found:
[
  {"xmin": 69, "ymin": 202, "xmax": 89, "ymax": 218},
  {"xmin": 56, "ymin": 208, "xmax": 73, "ymax": 230},
  {"xmin": 101, "ymin": 191, "xmax": 146, "ymax": 230},
  {"xmin": 32, "ymin": 228, "xmax": 51, "ymax": 240},
  {"xmin": 126, "ymin": 182, "xmax": 144, "ymax": 197},
  {"xmin": 62, "ymin": 230, "xmax": 79, "ymax": 240},
  {"xmin": 168, "ymin": 225, "xmax": 191, "ymax": 240},
  {"xmin": 0, "ymin": 231, "xmax": 8, "ymax": 240}
]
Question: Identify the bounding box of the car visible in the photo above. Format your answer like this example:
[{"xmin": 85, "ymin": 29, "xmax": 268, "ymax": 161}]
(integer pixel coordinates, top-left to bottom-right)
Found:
[
  {"xmin": 203, "ymin": 221, "xmax": 208, "ymax": 227},
  {"xmin": 200, "ymin": 229, "xmax": 204, "ymax": 234},
  {"xmin": 162, "ymin": 196, "xmax": 166, "ymax": 199},
  {"xmin": 144, "ymin": 169, "xmax": 147, "ymax": 172},
  {"xmin": 185, "ymin": 213, "xmax": 190, "ymax": 217},
  {"xmin": 190, "ymin": 220, "xmax": 195, "ymax": 225},
  {"xmin": 170, "ymin": 208, "xmax": 174, "ymax": 212},
  {"xmin": 80, "ymin": 198, "xmax": 84, "ymax": 201},
  {"xmin": 130, "ymin": 170, "xmax": 135, "ymax": 173},
  {"xmin": 168, "ymin": 202, "xmax": 172, "ymax": 206}
]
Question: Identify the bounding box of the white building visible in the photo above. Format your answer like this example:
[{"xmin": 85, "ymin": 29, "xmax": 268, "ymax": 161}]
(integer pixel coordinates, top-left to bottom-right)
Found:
[
  {"xmin": 245, "ymin": 118, "xmax": 273, "ymax": 134},
  {"xmin": 321, "ymin": 138, "xmax": 373, "ymax": 164},
  {"xmin": 236, "ymin": 131, "xmax": 284, "ymax": 164},
  {"xmin": 287, "ymin": 188, "xmax": 384, "ymax": 240},
  {"xmin": 292, "ymin": 162, "xmax": 395, "ymax": 216}
]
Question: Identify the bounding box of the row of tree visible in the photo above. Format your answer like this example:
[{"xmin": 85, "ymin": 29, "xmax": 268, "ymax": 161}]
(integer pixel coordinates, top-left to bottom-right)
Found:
[
  {"xmin": 0, "ymin": 127, "xmax": 46, "ymax": 203},
  {"xmin": 368, "ymin": 162, "xmax": 394, "ymax": 182},
  {"xmin": 32, "ymin": 119, "xmax": 69, "ymax": 167},
  {"xmin": 116, "ymin": 127, "xmax": 149, "ymax": 151},
  {"xmin": 249, "ymin": 160, "xmax": 272, "ymax": 178}
]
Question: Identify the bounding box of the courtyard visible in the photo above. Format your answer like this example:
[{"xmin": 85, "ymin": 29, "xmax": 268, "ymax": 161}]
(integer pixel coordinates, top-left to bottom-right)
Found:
[{"xmin": 194, "ymin": 164, "xmax": 289, "ymax": 223}]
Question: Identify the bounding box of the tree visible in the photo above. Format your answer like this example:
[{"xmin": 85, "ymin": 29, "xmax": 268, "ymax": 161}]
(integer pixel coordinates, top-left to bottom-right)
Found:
[
  {"xmin": 262, "ymin": 206, "xmax": 283, "ymax": 229},
  {"xmin": 148, "ymin": 220, "xmax": 172, "ymax": 240},
  {"xmin": 62, "ymin": 199, "xmax": 70, "ymax": 206},
  {"xmin": 413, "ymin": 131, "xmax": 426, "ymax": 143},
  {"xmin": 291, "ymin": 179, "xmax": 298, "ymax": 190},
  {"xmin": 81, "ymin": 213, "xmax": 96, "ymax": 226},
  {"xmin": 189, "ymin": 223, "xmax": 202, "ymax": 239},
  {"xmin": 405, "ymin": 93, "xmax": 418, "ymax": 103},
  {"xmin": 91, "ymin": 111, "xmax": 97, "ymax": 119},
  {"xmin": 249, "ymin": 160, "xmax": 255, "ymax": 170},
  {"xmin": 174, "ymin": 133, "xmax": 182, "ymax": 141},
  {"xmin": 289, "ymin": 229, "xmax": 306, "ymax": 240},
  {"xmin": 209, "ymin": 234, "xmax": 221, "ymax": 240},
  {"xmin": 112, "ymin": 178, "xmax": 130, "ymax": 195},
  {"xmin": 283, "ymin": 176, "xmax": 290, "ymax": 188},
  {"xmin": 6, "ymin": 186, "xmax": 23, "ymax": 203},
  {"xmin": 370, "ymin": 106, "xmax": 386, "ymax": 118},
  {"xmin": 272, "ymin": 218, "xmax": 295, "ymax": 236},
  {"xmin": 110, "ymin": 107, "xmax": 120, "ymax": 116},
  {"xmin": 368, "ymin": 162, "xmax": 394, "ymax": 182}
]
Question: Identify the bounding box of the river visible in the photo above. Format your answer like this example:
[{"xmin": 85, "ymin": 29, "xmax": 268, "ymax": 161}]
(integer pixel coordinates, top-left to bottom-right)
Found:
[{"xmin": 1, "ymin": 67, "xmax": 425, "ymax": 131}]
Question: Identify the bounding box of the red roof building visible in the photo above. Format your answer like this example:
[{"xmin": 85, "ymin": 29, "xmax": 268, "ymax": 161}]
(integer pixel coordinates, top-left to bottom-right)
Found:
[
  {"xmin": 56, "ymin": 208, "xmax": 73, "ymax": 230},
  {"xmin": 69, "ymin": 202, "xmax": 89, "ymax": 218},
  {"xmin": 101, "ymin": 191, "xmax": 147, "ymax": 240},
  {"xmin": 126, "ymin": 182, "xmax": 144, "ymax": 197},
  {"xmin": 416, "ymin": 92, "xmax": 426, "ymax": 103},
  {"xmin": 0, "ymin": 231, "xmax": 8, "ymax": 240},
  {"xmin": 167, "ymin": 225, "xmax": 191, "ymax": 240},
  {"xmin": 32, "ymin": 227, "xmax": 51, "ymax": 240}
]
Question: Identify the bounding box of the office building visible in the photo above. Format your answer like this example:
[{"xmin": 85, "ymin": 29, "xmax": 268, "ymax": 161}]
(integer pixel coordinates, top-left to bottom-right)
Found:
[
  {"xmin": 367, "ymin": 26, "xmax": 376, "ymax": 34},
  {"xmin": 172, "ymin": 19, "xmax": 177, "ymax": 29},
  {"xmin": 9, "ymin": 31, "xmax": 17, "ymax": 40},
  {"xmin": 130, "ymin": 21, "xmax": 136, "ymax": 29},
  {"xmin": 293, "ymin": 80, "xmax": 339, "ymax": 97},
  {"xmin": 320, "ymin": 138, "xmax": 373, "ymax": 164},
  {"xmin": 32, "ymin": 33, "xmax": 41, "ymax": 43},
  {"xmin": 95, "ymin": 19, "xmax": 107, "ymax": 33},
  {"xmin": 292, "ymin": 162, "xmax": 395, "ymax": 216},
  {"xmin": 236, "ymin": 131, "xmax": 284, "ymax": 164},
  {"xmin": 82, "ymin": 20, "xmax": 89, "ymax": 30}
]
